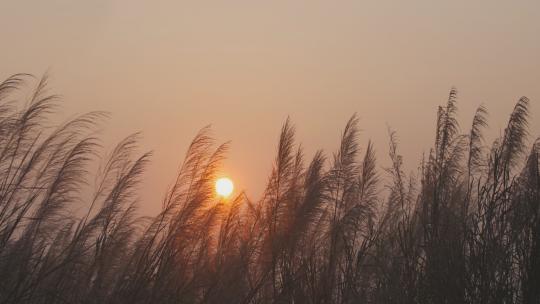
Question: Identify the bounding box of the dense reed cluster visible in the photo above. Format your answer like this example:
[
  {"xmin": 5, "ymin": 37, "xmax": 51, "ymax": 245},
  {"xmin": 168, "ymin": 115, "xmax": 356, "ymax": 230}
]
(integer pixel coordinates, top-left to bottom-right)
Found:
[{"xmin": 0, "ymin": 74, "xmax": 539, "ymax": 304}]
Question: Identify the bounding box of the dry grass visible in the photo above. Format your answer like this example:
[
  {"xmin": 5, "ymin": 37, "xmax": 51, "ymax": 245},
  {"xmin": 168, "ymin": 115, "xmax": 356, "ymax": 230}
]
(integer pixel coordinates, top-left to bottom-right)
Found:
[{"xmin": 0, "ymin": 74, "xmax": 539, "ymax": 303}]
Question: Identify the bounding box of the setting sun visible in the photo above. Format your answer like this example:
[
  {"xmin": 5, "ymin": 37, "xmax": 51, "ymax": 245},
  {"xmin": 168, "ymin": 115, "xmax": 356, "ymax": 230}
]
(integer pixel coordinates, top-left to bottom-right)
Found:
[{"xmin": 215, "ymin": 177, "xmax": 234, "ymax": 198}]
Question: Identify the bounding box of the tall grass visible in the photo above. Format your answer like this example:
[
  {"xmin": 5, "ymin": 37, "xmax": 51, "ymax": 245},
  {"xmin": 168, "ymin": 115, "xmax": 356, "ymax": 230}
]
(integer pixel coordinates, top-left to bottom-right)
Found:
[{"xmin": 0, "ymin": 74, "xmax": 539, "ymax": 303}]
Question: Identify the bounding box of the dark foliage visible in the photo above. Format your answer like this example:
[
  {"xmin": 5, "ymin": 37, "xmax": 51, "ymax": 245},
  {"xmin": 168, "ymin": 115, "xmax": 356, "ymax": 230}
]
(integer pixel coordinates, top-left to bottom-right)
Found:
[{"xmin": 0, "ymin": 74, "xmax": 538, "ymax": 304}]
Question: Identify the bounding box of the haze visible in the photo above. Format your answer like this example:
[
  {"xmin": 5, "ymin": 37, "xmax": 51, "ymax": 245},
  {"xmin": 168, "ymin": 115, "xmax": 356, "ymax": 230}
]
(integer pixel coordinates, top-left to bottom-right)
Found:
[{"xmin": 2, "ymin": 0, "xmax": 539, "ymax": 215}]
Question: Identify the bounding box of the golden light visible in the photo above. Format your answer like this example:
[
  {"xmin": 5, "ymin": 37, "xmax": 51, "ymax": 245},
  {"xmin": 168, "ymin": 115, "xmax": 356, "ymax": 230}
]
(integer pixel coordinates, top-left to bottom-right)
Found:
[{"xmin": 215, "ymin": 177, "xmax": 234, "ymax": 198}]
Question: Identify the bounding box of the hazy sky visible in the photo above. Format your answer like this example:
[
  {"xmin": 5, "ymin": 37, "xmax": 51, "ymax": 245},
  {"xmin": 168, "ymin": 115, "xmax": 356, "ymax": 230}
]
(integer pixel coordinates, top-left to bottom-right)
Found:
[{"xmin": 2, "ymin": 1, "xmax": 539, "ymax": 214}]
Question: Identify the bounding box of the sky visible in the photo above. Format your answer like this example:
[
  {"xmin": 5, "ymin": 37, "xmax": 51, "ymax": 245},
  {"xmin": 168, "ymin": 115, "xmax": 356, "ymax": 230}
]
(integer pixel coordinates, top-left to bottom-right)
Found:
[{"xmin": 1, "ymin": 1, "xmax": 539, "ymax": 215}]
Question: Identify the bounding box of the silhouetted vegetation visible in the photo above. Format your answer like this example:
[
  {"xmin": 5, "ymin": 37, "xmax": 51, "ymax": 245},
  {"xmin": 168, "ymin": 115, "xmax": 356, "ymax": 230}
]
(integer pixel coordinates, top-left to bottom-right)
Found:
[{"xmin": 0, "ymin": 74, "xmax": 539, "ymax": 303}]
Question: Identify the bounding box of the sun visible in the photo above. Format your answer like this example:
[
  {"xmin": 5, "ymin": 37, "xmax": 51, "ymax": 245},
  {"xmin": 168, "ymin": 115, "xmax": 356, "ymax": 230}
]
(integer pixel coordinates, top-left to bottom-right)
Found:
[{"xmin": 215, "ymin": 177, "xmax": 234, "ymax": 198}]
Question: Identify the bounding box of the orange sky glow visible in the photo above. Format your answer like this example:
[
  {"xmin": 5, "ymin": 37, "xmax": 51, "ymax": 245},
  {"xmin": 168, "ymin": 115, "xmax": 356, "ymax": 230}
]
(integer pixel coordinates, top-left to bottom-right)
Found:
[{"xmin": 1, "ymin": 1, "xmax": 539, "ymax": 215}]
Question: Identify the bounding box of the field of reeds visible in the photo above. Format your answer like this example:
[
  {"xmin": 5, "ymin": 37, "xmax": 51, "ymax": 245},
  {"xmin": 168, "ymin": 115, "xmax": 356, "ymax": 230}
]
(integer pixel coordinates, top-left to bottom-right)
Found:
[{"xmin": 0, "ymin": 74, "xmax": 539, "ymax": 304}]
